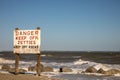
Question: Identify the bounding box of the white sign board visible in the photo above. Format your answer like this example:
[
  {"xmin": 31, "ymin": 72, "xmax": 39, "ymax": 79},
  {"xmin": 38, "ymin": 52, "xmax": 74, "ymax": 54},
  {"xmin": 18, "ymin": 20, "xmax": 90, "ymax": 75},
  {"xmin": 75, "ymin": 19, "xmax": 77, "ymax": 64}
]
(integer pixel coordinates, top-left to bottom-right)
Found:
[{"xmin": 13, "ymin": 29, "xmax": 40, "ymax": 54}]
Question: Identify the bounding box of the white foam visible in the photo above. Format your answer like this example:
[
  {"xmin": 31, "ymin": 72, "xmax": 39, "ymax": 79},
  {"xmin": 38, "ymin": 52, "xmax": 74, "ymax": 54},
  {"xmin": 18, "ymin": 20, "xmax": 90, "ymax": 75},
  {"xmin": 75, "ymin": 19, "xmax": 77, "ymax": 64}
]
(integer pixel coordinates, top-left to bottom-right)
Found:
[
  {"xmin": 0, "ymin": 58, "xmax": 6, "ymax": 64},
  {"xmin": 81, "ymin": 72, "xmax": 105, "ymax": 76},
  {"xmin": 53, "ymin": 68, "xmax": 59, "ymax": 72},
  {"xmin": 0, "ymin": 70, "xmax": 9, "ymax": 74},
  {"xmin": 72, "ymin": 69, "xmax": 82, "ymax": 74},
  {"xmin": 41, "ymin": 72, "xmax": 60, "ymax": 78},
  {"xmin": 94, "ymin": 63, "xmax": 110, "ymax": 71},
  {"xmin": 0, "ymin": 58, "xmax": 36, "ymax": 70},
  {"xmin": 0, "ymin": 58, "xmax": 15, "ymax": 64},
  {"xmin": 114, "ymin": 73, "xmax": 120, "ymax": 77},
  {"xmin": 74, "ymin": 59, "xmax": 88, "ymax": 65},
  {"xmin": 41, "ymin": 54, "xmax": 46, "ymax": 57}
]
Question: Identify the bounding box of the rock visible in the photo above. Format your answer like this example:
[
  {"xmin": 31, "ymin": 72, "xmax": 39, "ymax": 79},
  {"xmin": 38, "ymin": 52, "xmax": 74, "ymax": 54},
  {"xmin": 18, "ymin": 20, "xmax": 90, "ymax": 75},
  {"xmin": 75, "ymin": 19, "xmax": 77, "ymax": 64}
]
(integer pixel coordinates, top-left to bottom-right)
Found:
[
  {"xmin": 36, "ymin": 63, "xmax": 44, "ymax": 72},
  {"xmin": 19, "ymin": 69, "xmax": 27, "ymax": 73},
  {"xmin": 28, "ymin": 64, "xmax": 44, "ymax": 72},
  {"xmin": 59, "ymin": 68, "xmax": 63, "ymax": 72},
  {"xmin": 103, "ymin": 69, "xmax": 120, "ymax": 75},
  {"xmin": 9, "ymin": 68, "xmax": 27, "ymax": 74},
  {"xmin": 85, "ymin": 66, "xmax": 97, "ymax": 73},
  {"xmin": 81, "ymin": 71, "xmax": 85, "ymax": 73},
  {"xmin": 43, "ymin": 66, "xmax": 53, "ymax": 72},
  {"xmin": 28, "ymin": 66, "xmax": 36, "ymax": 71},
  {"xmin": 97, "ymin": 68, "xmax": 105, "ymax": 74},
  {"xmin": 1, "ymin": 64, "xmax": 11, "ymax": 71},
  {"xmin": 40, "ymin": 64, "xmax": 44, "ymax": 72},
  {"xmin": 59, "ymin": 67, "xmax": 72, "ymax": 72}
]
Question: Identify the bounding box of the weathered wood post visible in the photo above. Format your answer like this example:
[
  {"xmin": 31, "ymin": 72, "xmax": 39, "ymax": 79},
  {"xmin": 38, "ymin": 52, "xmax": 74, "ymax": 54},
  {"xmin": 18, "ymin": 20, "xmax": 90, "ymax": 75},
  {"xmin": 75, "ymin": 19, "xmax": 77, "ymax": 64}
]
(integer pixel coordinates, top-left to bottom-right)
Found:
[
  {"xmin": 37, "ymin": 54, "xmax": 40, "ymax": 76},
  {"xmin": 15, "ymin": 53, "xmax": 19, "ymax": 75},
  {"xmin": 14, "ymin": 28, "xmax": 19, "ymax": 75},
  {"xmin": 36, "ymin": 27, "xmax": 41, "ymax": 76}
]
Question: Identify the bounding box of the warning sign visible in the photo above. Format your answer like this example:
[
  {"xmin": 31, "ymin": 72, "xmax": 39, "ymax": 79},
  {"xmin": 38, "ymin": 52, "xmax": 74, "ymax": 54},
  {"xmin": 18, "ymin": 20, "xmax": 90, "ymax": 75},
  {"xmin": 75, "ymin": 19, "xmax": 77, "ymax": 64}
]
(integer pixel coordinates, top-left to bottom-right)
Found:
[{"xmin": 13, "ymin": 29, "xmax": 41, "ymax": 54}]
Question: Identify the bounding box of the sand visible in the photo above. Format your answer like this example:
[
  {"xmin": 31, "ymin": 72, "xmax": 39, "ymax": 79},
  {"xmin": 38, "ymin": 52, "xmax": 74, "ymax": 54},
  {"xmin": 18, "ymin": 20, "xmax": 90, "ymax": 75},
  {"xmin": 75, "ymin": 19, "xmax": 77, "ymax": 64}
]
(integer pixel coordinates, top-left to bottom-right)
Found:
[{"xmin": 0, "ymin": 73, "xmax": 61, "ymax": 80}]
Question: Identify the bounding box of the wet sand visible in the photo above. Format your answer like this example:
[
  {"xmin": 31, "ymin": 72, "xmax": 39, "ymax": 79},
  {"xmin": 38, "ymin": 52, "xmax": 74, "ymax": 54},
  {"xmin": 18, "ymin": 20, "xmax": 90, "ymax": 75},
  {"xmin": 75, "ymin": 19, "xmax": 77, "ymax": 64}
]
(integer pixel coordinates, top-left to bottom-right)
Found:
[{"xmin": 0, "ymin": 73, "xmax": 61, "ymax": 80}]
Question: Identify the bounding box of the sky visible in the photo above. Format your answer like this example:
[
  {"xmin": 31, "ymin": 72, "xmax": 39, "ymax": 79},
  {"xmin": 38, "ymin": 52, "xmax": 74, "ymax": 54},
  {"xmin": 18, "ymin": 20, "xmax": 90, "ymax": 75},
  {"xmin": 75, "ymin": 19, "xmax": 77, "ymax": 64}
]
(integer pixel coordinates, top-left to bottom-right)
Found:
[{"xmin": 0, "ymin": 0, "xmax": 120, "ymax": 51}]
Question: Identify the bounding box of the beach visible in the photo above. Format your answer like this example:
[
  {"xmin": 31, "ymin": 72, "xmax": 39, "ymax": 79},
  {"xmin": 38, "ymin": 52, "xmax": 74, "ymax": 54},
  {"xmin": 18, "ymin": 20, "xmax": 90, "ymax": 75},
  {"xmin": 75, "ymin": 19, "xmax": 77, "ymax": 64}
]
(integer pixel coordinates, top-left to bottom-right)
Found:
[{"xmin": 0, "ymin": 73, "xmax": 61, "ymax": 80}]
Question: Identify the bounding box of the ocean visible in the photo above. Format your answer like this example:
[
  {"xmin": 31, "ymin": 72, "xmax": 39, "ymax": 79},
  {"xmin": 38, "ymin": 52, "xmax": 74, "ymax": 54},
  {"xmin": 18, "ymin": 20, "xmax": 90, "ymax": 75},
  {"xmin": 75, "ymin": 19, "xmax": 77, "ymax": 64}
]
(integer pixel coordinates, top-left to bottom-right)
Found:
[{"xmin": 0, "ymin": 51, "xmax": 120, "ymax": 80}]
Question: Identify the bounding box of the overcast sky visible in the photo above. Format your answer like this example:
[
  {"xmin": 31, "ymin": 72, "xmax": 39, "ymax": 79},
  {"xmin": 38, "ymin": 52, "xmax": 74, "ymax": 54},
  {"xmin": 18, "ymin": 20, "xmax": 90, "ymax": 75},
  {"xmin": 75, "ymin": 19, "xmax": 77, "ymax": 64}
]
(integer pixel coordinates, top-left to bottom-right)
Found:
[{"xmin": 0, "ymin": 0, "xmax": 120, "ymax": 51}]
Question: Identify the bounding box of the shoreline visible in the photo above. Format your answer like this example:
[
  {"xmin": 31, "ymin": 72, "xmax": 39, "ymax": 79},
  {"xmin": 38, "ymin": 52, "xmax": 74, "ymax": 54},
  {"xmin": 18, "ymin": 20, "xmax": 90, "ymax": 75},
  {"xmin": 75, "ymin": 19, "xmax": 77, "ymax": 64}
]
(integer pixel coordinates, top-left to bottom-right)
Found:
[{"xmin": 0, "ymin": 72, "xmax": 62, "ymax": 80}]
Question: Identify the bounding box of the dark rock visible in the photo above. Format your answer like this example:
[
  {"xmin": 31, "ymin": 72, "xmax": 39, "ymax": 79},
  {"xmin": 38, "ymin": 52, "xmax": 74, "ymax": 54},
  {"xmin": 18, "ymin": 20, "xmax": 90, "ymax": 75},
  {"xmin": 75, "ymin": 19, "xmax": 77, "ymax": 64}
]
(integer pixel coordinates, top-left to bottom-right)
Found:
[
  {"xmin": 36, "ymin": 63, "xmax": 44, "ymax": 72},
  {"xmin": 81, "ymin": 71, "xmax": 85, "ymax": 73},
  {"xmin": 59, "ymin": 67, "xmax": 72, "ymax": 72},
  {"xmin": 9, "ymin": 68, "xmax": 27, "ymax": 74},
  {"xmin": 43, "ymin": 66, "xmax": 53, "ymax": 72},
  {"xmin": 19, "ymin": 69, "xmax": 27, "ymax": 73},
  {"xmin": 85, "ymin": 66, "xmax": 97, "ymax": 73},
  {"xmin": 97, "ymin": 68, "xmax": 105, "ymax": 74},
  {"xmin": 28, "ymin": 64, "xmax": 44, "ymax": 72},
  {"xmin": 1, "ymin": 64, "xmax": 11, "ymax": 71},
  {"xmin": 28, "ymin": 66, "xmax": 36, "ymax": 71},
  {"xmin": 59, "ymin": 68, "xmax": 63, "ymax": 72},
  {"xmin": 40, "ymin": 64, "xmax": 44, "ymax": 72}
]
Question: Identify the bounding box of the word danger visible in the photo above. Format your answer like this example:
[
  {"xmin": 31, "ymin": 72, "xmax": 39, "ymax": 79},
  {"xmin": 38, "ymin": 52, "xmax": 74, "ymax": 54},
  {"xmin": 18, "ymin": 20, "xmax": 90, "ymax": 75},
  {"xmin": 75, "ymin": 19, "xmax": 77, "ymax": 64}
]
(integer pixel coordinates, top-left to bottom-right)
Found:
[{"xmin": 15, "ymin": 30, "xmax": 39, "ymax": 36}]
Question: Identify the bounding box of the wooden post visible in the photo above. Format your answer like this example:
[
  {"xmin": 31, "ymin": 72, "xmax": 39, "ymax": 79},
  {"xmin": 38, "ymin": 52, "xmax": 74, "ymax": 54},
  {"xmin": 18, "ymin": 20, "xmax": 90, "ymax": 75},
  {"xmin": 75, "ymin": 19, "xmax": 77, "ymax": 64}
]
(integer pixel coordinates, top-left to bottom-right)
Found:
[
  {"xmin": 36, "ymin": 27, "xmax": 41, "ymax": 76},
  {"xmin": 14, "ymin": 28, "xmax": 19, "ymax": 75},
  {"xmin": 36, "ymin": 54, "xmax": 40, "ymax": 76},
  {"xmin": 15, "ymin": 53, "xmax": 19, "ymax": 75}
]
